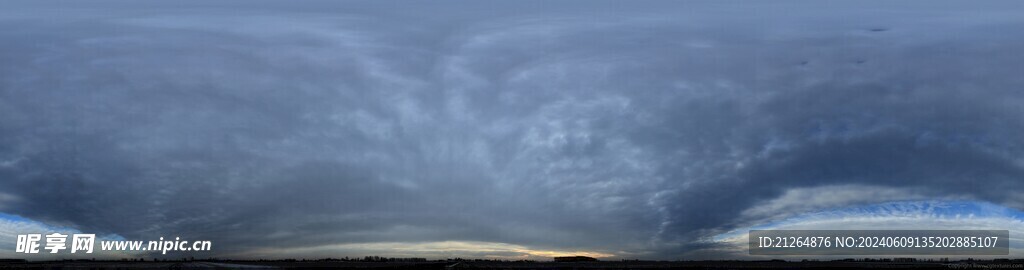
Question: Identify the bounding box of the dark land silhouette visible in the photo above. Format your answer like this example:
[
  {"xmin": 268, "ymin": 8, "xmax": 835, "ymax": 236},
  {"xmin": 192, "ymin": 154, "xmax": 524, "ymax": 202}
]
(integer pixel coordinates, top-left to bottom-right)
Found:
[{"xmin": 2, "ymin": 257, "xmax": 1023, "ymax": 269}]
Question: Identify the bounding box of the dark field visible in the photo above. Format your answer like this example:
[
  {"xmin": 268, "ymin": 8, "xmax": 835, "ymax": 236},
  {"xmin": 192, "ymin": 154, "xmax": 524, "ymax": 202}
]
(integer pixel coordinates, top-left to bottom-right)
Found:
[{"xmin": 2, "ymin": 260, "xmax": 1022, "ymax": 269}]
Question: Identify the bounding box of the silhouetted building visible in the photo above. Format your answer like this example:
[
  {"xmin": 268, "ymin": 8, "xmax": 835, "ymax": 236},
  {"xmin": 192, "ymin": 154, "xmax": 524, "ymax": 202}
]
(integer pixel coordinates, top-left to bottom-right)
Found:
[{"xmin": 554, "ymin": 256, "xmax": 597, "ymax": 262}]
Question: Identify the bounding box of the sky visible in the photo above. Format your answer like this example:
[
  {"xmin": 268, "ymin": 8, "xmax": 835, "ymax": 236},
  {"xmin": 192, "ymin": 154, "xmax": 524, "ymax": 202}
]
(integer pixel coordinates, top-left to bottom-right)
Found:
[{"xmin": 2, "ymin": 0, "xmax": 1024, "ymax": 261}]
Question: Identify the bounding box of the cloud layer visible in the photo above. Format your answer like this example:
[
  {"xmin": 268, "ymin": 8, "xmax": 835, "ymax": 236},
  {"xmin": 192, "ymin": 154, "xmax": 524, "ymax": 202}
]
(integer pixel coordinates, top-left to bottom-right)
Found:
[{"xmin": 1, "ymin": 0, "xmax": 1024, "ymax": 260}]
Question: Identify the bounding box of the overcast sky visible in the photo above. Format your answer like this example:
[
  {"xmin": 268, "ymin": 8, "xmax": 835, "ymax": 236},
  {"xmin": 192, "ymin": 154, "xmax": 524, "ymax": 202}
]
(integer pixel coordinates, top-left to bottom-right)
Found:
[{"xmin": 2, "ymin": 0, "xmax": 1024, "ymax": 261}]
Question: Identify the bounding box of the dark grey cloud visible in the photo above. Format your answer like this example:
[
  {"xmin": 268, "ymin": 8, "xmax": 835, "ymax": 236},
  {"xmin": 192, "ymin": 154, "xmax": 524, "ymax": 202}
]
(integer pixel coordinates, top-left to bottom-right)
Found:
[{"xmin": 1, "ymin": 0, "xmax": 1024, "ymax": 260}]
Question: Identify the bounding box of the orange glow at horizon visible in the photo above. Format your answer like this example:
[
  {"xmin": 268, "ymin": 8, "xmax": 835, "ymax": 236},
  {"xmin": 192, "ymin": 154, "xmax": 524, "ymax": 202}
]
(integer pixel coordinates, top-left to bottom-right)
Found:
[{"xmin": 238, "ymin": 241, "xmax": 616, "ymax": 260}]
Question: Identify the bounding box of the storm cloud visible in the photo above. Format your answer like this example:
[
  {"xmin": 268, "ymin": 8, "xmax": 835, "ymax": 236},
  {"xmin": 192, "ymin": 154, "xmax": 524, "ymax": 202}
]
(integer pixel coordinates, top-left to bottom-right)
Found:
[{"xmin": 2, "ymin": 0, "xmax": 1024, "ymax": 260}]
